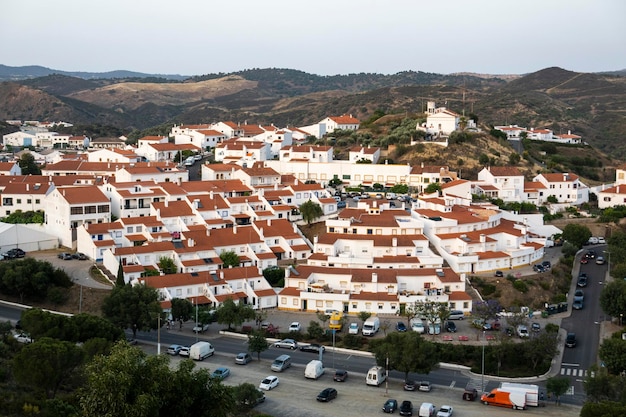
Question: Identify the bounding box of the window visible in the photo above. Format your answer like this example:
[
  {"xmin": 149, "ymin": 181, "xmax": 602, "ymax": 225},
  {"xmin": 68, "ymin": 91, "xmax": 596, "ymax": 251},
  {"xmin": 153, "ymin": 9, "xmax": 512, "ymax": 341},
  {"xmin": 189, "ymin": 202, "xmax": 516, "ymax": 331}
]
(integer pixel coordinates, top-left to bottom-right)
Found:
[
  {"xmin": 352, "ymin": 303, "xmax": 357, "ymax": 309},
  {"xmin": 316, "ymin": 300, "xmax": 323, "ymax": 308},
  {"xmin": 70, "ymin": 207, "xmax": 83, "ymax": 215},
  {"xmin": 85, "ymin": 206, "xmax": 97, "ymax": 214},
  {"xmin": 378, "ymin": 303, "xmax": 384, "ymax": 310},
  {"xmin": 367, "ymin": 229, "xmax": 373, "ymax": 235},
  {"xmin": 293, "ymin": 298, "xmax": 298, "ymax": 306},
  {"xmin": 27, "ymin": 199, "xmax": 32, "ymax": 204},
  {"xmin": 98, "ymin": 205, "xmax": 109, "ymax": 213},
  {"xmin": 463, "ymin": 302, "xmax": 469, "ymax": 309},
  {"xmin": 2, "ymin": 198, "xmax": 12, "ymax": 206},
  {"xmin": 127, "ymin": 227, "xmax": 133, "ymax": 233},
  {"xmin": 281, "ymin": 297, "xmax": 287, "ymax": 305},
  {"xmin": 35, "ymin": 199, "xmax": 40, "ymax": 204},
  {"xmin": 16, "ymin": 199, "xmax": 21, "ymax": 204}
]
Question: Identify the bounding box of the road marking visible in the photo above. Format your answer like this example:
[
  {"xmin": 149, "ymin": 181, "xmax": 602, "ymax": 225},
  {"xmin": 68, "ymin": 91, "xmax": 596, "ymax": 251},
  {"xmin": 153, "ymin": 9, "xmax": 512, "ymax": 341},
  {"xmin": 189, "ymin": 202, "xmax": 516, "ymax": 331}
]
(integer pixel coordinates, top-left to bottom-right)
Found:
[
  {"xmin": 561, "ymin": 363, "xmax": 580, "ymax": 367},
  {"xmin": 566, "ymin": 386, "xmax": 575, "ymax": 395},
  {"xmin": 449, "ymin": 381, "xmax": 456, "ymax": 388}
]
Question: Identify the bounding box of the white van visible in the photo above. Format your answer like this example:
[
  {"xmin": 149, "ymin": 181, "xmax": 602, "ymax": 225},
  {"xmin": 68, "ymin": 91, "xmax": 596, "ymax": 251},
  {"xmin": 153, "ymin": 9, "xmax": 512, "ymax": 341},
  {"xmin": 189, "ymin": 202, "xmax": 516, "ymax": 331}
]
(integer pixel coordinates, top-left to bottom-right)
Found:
[
  {"xmin": 304, "ymin": 360, "xmax": 325, "ymax": 379},
  {"xmin": 362, "ymin": 316, "xmax": 380, "ymax": 336},
  {"xmin": 366, "ymin": 366, "xmax": 386, "ymax": 386},
  {"xmin": 184, "ymin": 156, "xmax": 195, "ymax": 166},
  {"xmin": 418, "ymin": 402, "xmax": 436, "ymax": 417},
  {"xmin": 271, "ymin": 354, "xmax": 292, "ymax": 372},
  {"xmin": 189, "ymin": 341, "xmax": 214, "ymax": 361}
]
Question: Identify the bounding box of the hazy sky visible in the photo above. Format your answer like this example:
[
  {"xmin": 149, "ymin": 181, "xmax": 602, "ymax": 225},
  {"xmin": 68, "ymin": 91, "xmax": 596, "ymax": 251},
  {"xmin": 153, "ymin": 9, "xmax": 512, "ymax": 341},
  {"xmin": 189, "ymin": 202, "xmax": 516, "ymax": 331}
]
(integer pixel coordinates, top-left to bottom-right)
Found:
[{"xmin": 2, "ymin": 0, "xmax": 625, "ymax": 76}]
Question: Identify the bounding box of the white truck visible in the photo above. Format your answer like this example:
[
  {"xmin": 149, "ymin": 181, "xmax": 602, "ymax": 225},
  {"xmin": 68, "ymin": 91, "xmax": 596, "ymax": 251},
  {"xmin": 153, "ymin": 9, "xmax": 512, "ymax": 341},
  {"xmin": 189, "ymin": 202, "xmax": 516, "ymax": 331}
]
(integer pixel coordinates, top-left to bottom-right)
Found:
[
  {"xmin": 366, "ymin": 365, "xmax": 386, "ymax": 386},
  {"xmin": 362, "ymin": 316, "xmax": 380, "ymax": 336},
  {"xmin": 499, "ymin": 382, "xmax": 540, "ymax": 407},
  {"xmin": 189, "ymin": 341, "xmax": 214, "ymax": 361},
  {"xmin": 304, "ymin": 360, "xmax": 325, "ymax": 379}
]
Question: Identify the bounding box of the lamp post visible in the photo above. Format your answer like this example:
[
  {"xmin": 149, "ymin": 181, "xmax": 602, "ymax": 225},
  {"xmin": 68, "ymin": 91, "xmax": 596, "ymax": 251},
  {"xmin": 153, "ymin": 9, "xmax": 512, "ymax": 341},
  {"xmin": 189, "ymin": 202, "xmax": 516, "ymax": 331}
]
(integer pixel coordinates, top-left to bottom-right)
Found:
[
  {"xmin": 195, "ymin": 299, "xmax": 199, "ymax": 342},
  {"xmin": 385, "ymin": 354, "xmax": 389, "ymax": 397},
  {"xmin": 332, "ymin": 329, "xmax": 336, "ymax": 370},
  {"xmin": 481, "ymin": 331, "xmax": 485, "ymax": 393},
  {"xmin": 157, "ymin": 315, "xmax": 161, "ymax": 355},
  {"xmin": 604, "ymin": 251, "xmax": 611, "ymax": 276}
]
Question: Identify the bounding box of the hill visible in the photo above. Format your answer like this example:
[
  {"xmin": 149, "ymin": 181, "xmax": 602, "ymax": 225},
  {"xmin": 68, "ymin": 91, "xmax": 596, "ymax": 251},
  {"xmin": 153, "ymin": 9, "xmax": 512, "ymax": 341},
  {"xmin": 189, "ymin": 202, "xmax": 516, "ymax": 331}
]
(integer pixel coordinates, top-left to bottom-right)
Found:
[{"xmin": 0, "ymin": 66, "xmax": 625, "ymax": 161}]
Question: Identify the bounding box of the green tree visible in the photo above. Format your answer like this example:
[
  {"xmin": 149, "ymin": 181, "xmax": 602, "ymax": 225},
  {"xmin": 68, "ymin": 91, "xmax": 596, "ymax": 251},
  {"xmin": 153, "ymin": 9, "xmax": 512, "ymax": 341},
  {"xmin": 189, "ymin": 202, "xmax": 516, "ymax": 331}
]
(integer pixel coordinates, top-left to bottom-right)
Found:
[
  {"xmin": 300, "ymin": 200, "xmax": 324, "ymax": 224},
  {"xmin": 247, "ymin": 330, "xmax": 269, "ymax": 360},
  {"xmin": 116, "ymin": 261, "xmax": 125, "ymax": 286},
  {"xmin": 525, "ymin": 331, "xmax": 560, "ymax": 371},
  {"xmin": 357, "ymin": 311, "xmax": 372, "ymax": 327},
  {"xmin": 508, "ymin": 153, "xmax": 521, "ymax": 165},
  {"xmin": 13, "ymin": 337, "xmax": 84, "ymax": 398},
  {"xmin": 158, "ymin": 256, "xmax": 177, "ymax": 274},
  {"xmin": 545, "ymin": 376, "xmax": 570, "ymax": 405},
  {"xmin": 263, "ymin": 266, "xmax": 285, "ymax": 286},
  {"xmin": 599, "ymin": 337, "xmax": 626, "ymax": 375},
  {"xmin": 307, "ymin": 320, "xmax": 324, "ymax": 340},
  {"xmin": 17, "ymin": 152, "xmax": 42, "ymax": 175},
  {"xmin": 390, "ymin": 184, "xmax": 409, "ymax": 194},
  {"xmin": 600, "ymin": 280, "xmax": 626, "ymax": 318},
  {"xmin": 171, "ymin": 297, "xmax": 194, "ymax": 322},
  {"xmin": 581, "ymin": 401, "xmax": 626, "ymax": 417},
  {"xmin": 562, "ymin": 223, "xmax": 592, "ymax": 248},
  {"xmin": 478, "ymin": 153, "xmax": 490, "ymax": 165},
  {"xmin": 546, "ymin": 195, "xmax": 558, "ymax": 204},
  {"xmin": 370, "ymin": 332, "xmax": 438, "ymax": 381},
  {"xmin": 400, "ymin": 302, "xmax": 420, "ymax": 329},
  {"xmin": 214, "ymin": 298, "xmax": 255, "ymax": 331},
  {"xmin": 424, "ymin": 183, "xmax": 441, "ymax": 195},
  {"xmin": 233, "ymin": 382, "xmax": 265, "ymax": 412},
  {"xmin": 220, "ymin": 251, "xmax": 240, "ymax": 268},
  {"xmin": 317, "ymin": 311, "xmax": 330, "ymax": 328},
  {"xmin": 102, "ymin": 283, "xmax": 162, "ymax": 338}
]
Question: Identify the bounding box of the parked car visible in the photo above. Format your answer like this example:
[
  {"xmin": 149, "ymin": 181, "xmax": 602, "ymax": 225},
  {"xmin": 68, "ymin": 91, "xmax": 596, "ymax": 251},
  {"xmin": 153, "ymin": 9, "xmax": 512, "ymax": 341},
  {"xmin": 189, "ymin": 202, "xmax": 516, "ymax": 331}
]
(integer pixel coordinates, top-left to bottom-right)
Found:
[
  {"xmin": 532, "ymin": 264, "xmax": 546, "ymax": 272},
  {"xmin": 193, "ymin": 323, "xmax": 210, "ymax": 333},
  {"xmin": 577, "ymin": 274, "xmax": 588, "ymax": 287},
  {"xmin": 72, "ymin": 252, "xmax": 87, "ymax": 260},
  {"xmin": 274, "ymin": 338, "xmax": 298, "ymax": 349},
  {"xmin": 418, "ymin": 381, "xmax": 432, "ymax": 392},
  {"xmin": 428, "ymin": 322, "xmax": 441, "ymax": 335},
  {"xmin": 2, "ymin": 248, "xmax": 26, "ymax": 259},
  {"xmin": 580, "ymin": 257, "xmax": 589, "ymax": 264},
  {"xmin": 333, "ymin": 369, "xmax": 348, "ymax": 382},
  {"xmin": 541, "ymin": 260, "xmax": 552, "ymax": 269},
  {"xmin": 585, "ymin": 250, "xmax": 596, "ymax": 259},
  {"xmin": 235, "ymin": 352, "xmax": 251, "ymax": 364},
  {"xmin": 494, "ymin": 270, "xmax": 503, "ymax": 277},
  {"xmin": 337, "ymin": 201, "xmax": 347, "ymax": 209},
  {"xmin": 463, "ymin": 388, "xmax": 478, "ymax": 401},
  {"xmin": 167, "ymin": 344, "xmax": 182, "ymax": 355},
  {"xmin": 316, "ymin": 387, "xmax": 337, "ymax": 402},
  {"xmin": 404, "ymin": 380, "xmax": 417, "ymax": 391},
  {"xmin": 445, "ymin": 321, "xmax": 457, "ymax": 333},
  {"xmin": 396, "ymin": 321, "xmax": 407, "ymax": 332},
  {"xmin": 573, "ymin": 299, "xmax": 584, "ymax": 310},
  {"xmin": 411, "ymin": 320, "xmax": 425, "ymax": 333},
  {"xmin": 211, "ymin": 367, "xmax": 230, "ymax": 380},
  {"xmin": 300, "ymin": 343, "xmax": 325, "ymax": 353},
  {"xmin": 58, "ymin": 252, "xmax": 72, "ymax": 260},
  {"xmin": 259, "ymin": 375, "xmax": 279, "ymax": 390},
  {"xmin": 587, "ymin": 237, "xmax": 599, "ymax": 245},
  {"xmin": 288, "ymin": 322, "xmax": 301, "ymax": 332},
  {"xmin": 505, "ymin": 327, "xmax": 514, "ymax": 337},
  {"xmin": 517, "ymin": 325, "xmax": 529, "ymax": 338},
  {"xmin": 382, "ymin": 399, "xmax": 399, "ymax": 413},
  {"xmin": 348, "ymin": 322, "xmax": 359, "ymax": 334},
  {"xmin": 437, "ymin": 405, "xmax": 454, "ymax": 417},
  {"xmin": 177, "ymin": 346, "xmax": 189, "ymax": 357},
  {"xmin": 12, "ymin": 331, "xmax": 33, "ymax": 344},
  {"xmin": 574, "ymin": 289, "xmax": 584, "ymax": 303},
  {"xmin": 531, "ymin": 322, "xmax": 541, "ymax": 332},
  {"xmin": 598, "ymin": 237, "xmax": 606, "ymax": 244},
  {"xmin": 243, "ymin": 389, "xmax": 266, "ymax": 407},
  {"xmin": 596, "ymin": 256, "xmax": 606, "ymax": 265},
  {"xmin": 399, "ymin": 400, "xmax": 413, "ymax": 416},
  {"xmin": 565, "ymin": 332, "xmax": 577, "ymax": 348}
]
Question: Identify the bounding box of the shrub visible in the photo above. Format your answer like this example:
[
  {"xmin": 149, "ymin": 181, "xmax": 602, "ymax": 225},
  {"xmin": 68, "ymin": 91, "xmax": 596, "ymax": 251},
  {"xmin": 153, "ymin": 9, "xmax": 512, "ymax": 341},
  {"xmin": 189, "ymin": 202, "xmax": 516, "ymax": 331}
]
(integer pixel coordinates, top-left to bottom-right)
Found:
[{"xmin": 513, "ymin": 280, "xmax": 529, "ymax": 293}]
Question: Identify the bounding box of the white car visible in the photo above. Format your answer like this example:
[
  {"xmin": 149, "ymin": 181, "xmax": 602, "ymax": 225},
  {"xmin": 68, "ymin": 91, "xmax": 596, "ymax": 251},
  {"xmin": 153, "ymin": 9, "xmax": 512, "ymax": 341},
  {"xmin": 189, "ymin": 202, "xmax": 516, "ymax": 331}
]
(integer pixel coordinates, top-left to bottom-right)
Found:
[
  {"xmin": 348, "ymin": 322, "xmax": 359, "ymax": 334},
  {"xmin": 274, "ymin": 338, "xmax": 298, "ymax": 349},
  {"xmin": 179, "ymin": 346, "xmax": 190, "ymax": 357},
  {"xmin": 411, "ymin": 320, "xmax": 425, "ymax": 333},
  {"xmin": 259, "ymin": 375, "xmax": 279, "ymax": 390},
  {"xmin": 437, "ymin": 405, "xmax": 453, "ymax": 417},
  {"xmin": 12, "ymin": 331, "xmax": 33, "ymax": 344},
  {"xmin": 597, "ymin": 237, "xmax": 606, "ymax": 244},
  {"xmin": 517, "ymin": 325, "xmax": 529, "ymax": 338},
  {"xmin": 288, "ymin": 322, "xmax": 301, "ymax": 332}
]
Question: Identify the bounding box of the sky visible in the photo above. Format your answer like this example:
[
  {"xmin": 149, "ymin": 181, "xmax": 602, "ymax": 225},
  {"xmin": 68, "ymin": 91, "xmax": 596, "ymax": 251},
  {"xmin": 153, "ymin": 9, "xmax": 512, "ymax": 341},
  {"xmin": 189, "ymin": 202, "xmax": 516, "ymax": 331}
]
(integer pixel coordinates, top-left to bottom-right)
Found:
[{"xmin": 2, "ymin": 0, "xmax": 625, "ymax": 77}]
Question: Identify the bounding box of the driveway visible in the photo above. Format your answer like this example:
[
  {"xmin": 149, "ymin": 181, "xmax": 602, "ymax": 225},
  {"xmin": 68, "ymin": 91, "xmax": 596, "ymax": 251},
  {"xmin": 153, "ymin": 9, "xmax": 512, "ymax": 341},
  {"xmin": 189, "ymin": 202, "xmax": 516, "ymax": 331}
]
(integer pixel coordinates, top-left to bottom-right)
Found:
[{"xmin": 27, "ymin": 250, "xmax": 113, "ymax": 290}]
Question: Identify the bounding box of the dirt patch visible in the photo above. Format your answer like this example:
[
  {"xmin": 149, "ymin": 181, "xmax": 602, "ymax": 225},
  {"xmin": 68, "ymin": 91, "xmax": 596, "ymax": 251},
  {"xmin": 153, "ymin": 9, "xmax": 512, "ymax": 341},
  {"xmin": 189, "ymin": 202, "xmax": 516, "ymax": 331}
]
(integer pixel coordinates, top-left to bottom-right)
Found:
[
  {"xmin": 1, "ymin": 284, "xmax": 110, "ymax": 317},
  {"xmin": 299, "ymin": 221, "xmax": 327, "ymax": 243}
]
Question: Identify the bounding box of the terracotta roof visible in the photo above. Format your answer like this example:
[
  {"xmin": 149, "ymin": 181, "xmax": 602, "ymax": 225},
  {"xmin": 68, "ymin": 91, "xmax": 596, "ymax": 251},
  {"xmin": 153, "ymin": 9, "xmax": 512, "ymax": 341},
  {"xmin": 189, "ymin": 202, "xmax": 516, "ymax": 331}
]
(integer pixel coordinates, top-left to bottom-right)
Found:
[
  {"xmin": 56, "ymin": 186, "xmax": 109, "ymax": 204},
  {"xmin": 329, "ymin": 114, "xmax": 360, "ymax": 124},
  {"xmin": 485, "ymin": 166, "xmax": 523, "ymax": 177}
]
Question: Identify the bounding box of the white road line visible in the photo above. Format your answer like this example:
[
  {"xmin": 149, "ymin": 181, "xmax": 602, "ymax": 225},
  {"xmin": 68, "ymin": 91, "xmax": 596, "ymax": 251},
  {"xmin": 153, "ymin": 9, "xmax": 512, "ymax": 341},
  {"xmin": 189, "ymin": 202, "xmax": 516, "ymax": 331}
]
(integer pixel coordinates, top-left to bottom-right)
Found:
[
  {"xmin": 561, "ymin": 363, "xmax": 580, "ymax": 367},
  {"xmin": 449, "ymin": 381, "xmax": 456, "ymax": 388}
]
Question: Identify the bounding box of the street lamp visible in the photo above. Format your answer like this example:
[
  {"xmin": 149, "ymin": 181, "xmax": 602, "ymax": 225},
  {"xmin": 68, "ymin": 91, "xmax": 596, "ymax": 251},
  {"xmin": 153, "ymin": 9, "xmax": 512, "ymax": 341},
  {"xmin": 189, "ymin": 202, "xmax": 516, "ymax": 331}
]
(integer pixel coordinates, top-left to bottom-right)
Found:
[
  {"xmin": 604, "ymin": 251, "xmax": 611, "ymax": 276},
  {"xmin": 481, "ymin": 331, "xmax": 485, "ymax": 393}
]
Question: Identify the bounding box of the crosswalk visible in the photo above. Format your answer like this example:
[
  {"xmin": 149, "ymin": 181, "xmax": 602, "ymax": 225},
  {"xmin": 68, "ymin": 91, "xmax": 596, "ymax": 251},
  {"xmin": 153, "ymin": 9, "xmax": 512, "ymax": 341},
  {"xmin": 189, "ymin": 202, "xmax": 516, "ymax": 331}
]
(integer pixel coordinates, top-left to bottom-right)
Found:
[{"xmin": 561, "ymin": 365, "xmax": 592, "ymax": 378}]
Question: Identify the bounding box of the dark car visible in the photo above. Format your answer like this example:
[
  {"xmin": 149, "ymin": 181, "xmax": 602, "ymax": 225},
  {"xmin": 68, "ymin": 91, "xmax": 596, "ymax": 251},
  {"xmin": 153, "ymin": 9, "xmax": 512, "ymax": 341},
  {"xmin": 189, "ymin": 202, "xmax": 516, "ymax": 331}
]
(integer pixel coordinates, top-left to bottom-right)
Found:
[
  {"xmin": 403, "ymin": 380, "xmax": 416, "ymax": 391},
  {"xmin": 382, "ymin": 399, "xmax": 398, "ymax": 413},
  {"xmin": 531, "ymin": 322, "xmax": 541, "ymax": 332},
  {"xmin": 396, "ymin": 321, "xmax": 407, "ymax": 332},
  {"xmin": 445, "ymin": 321, "xmax": 457, "ymax": 333},
  {"xmin": 300, "ymin": 343, "xmax": 325, "ymax": 353},
  {"xmin": 505, "ymin": 327, "xmax": 514, "ymax": 337},
  {"xmin": 463, "ymin": 388, "xmax": 478, "ymax": 401},
  {"xmin": 565, "ymin": 332, "xmax": 577, "ymax": 348},
  {"xmin": 399, "ymin": 400, "xmax": 413, "ymax": 416},
  {"xmin": 541, "ymin": 260, "xmax": 551, "ymax": 269},
  {"xmin": 532, "ymin": 264, "xmax": 546, "ymax": 273},
  {"xmin": 2, "ymin": 248, "xmax": 26, "ymax": 259},
  {"xmin": 337, "ymin": 201, "xmax": 347, "ymax": 209},
  {"xmin": 577, "ymin": 274, "xmax": 588, "ymax": 287},
  {"xmin": 494, "ymin": 270, "xmax": 503, "ymax": 277},
  {"xmin": 316, "ymin": 387, "xmax": 337, "ymax": 402},
  {"xmin": 72, "ymin": 252, "xmax": 88, "ymax": 260},
  {"xmin": 585, "ymin": 250, "xmax": 596, "ymax": 259},
  {"xmin": 574, "ymin": 289, "xmax": 584, "ymax": 303},
  {"xmin": 58, "ymin": 252, "xmax": 72, "ymax": 260},
  {"xmin": 333, "ymin": 369, "xmax": 348, "ymax": 382}
]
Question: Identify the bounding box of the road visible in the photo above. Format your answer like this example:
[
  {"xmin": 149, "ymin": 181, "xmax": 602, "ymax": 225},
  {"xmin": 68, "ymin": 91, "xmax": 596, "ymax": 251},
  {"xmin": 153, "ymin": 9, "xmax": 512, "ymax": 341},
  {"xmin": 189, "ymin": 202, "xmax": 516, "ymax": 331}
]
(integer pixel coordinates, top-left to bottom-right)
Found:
[{"xmin": 559, "ymin": 244, "xmax": 608, "ymax": 403}]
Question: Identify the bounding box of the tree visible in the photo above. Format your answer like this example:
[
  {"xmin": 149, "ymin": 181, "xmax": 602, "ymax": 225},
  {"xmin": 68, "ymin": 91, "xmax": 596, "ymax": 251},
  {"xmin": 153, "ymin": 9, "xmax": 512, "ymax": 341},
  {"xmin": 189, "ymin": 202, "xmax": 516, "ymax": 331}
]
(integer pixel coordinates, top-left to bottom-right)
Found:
[
  {"xmin": 600, "ymin": 280, "xmax": 626, "ymax": 318},
  {"xmin": 380, "ymin": 320, "xmax": 391, "ymax": 336},
  {"xmin": 171, "ymin": 297, "xmax": 194, "ymax": 322},
  {"xmin": 400, "ymin": 302, "xmax": 420, "ymax": 328},
  {"xmin": 13, "ymin": 337, "xmax": 84, "ymax": 398},
  {"xmin": 17, "ymin": 152, "xmax": 41, "ymax": 175},
  {"xmin": 214, "ymin": 298, "xmax": 255, "ymax": 331},
  {"xmin": 370, "ymin": 332, "xmax": 438, "ymax": 381},
  {"xmin": 263, "ymin": 266, "xmax": 285, "ymax": 286},
  {"xmin": 508, "ymin": 153, "xmax": 521, "ymax": 165},
  {"xmin": 581, "ymin": 401, "xmax": 626, "ymax": 417},
  {"xmin": 300, "ymin": 200, "xmax": 323, "ymax": 224},
  {"xmin": 390, "ymin": 184, "xmax": 408, "ymax": 194},
  {"xmin": 219, "ymin": 251, "xmax": 240, "ymax": 268},
  {"xmin": 525, "ymin": 331, "xmax": 560, "ymax": 371},
  {"xmin": 102, "ymin": 283, "xmax": 162, "ymax": 338},
  {"xmin": 545, "ymin": 376, "xmax": 570, "ymax": 405},
  {"xmin": 307, "ymin": 320, "xmax": 324, "ymax": 340},
  {"xmin": 328, "ymin": 178, "xmax": 342, "ymax": 188},
  {"xmin": 116, "ymin": 261, "xmax": 125, "ymax": 286},
  {"xmin": 562, "ymin": 223, "xmax": 592, "ymax": 248},
  {"xmin": 424, "ymin": 183, "xmax": 441, "ymax": 195},
  {"xmin": 478, "ymin": 153, "xmax": 490, "ymax": 165},
  {"xmin": 599, "ymin": 337, "xmax": 626, "ymax": 375},
  {"xmin": 357, "ymin": 311, "xmax": 371, "ymax": 327},
  {"xmin": 247, "ymin": 330, "xmax": 269, "ymax": 360},
  {"xmin": 233, "ymin": 382, "xmax": 265, "ymax": 412},
  {"xmin": 317, "ymin": 311, "xmax": 330, "ymax": 328},
  {"xmin": 158, "ymin": 256, "xmax": 177, "ymax": 274}
]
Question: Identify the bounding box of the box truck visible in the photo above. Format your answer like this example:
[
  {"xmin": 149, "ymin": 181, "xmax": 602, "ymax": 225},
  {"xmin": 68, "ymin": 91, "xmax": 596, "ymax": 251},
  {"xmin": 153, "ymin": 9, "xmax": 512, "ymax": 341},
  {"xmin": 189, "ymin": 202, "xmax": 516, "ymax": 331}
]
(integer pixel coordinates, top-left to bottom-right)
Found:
[
  {"xmin": 499, "ymin": 383, "xmax": 540, "ymax": 407},
  {"xmin": 304, "ymin": 360, "xmax": 325, "ymax": 379},
  {"xmin": 362, "ymin": 316, "xmax": 380, "ymax": 336},
  {"xmin": 189, "ymin": 341, "xmax": 214, "ymax": 361},
  {"xmin": 481, "ymin": 389, "xmax": 526, "ymax": 410},
  {"xmin": 366, "ymin": 365, "xmax": 386, "ymax": 386}
]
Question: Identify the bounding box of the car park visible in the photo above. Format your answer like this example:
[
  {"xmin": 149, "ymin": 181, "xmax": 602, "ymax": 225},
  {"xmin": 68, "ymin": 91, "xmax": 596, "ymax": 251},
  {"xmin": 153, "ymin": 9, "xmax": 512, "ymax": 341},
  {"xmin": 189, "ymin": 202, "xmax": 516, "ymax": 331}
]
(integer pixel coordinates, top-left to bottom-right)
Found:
[
  {"xmin": 274, "ymin": 338, "xmax": 298, "ymax": 349},
  {"xmin": 316, "ymin": 387, "xmax": 337, "ymax": 402},
  {"xmin": 211, "ymin": 367, "xmax": 230, "ymax": 380},
  {"xmin": 418, "ymin": 381, "xmax": 432, "ymax": 392},
  {"xmin": 167, "ymin": 344, "xmax": 182, "ymax": 355},
  {"xmin": 288, "ymin": 322, "xmax": 301, "ymax": 332},
  {"xmin": 566, "ymin": 333, "xmax": 577, "ymax": 348},
  {"xmin": 437, "ymin": 405, "xmax": 454, "ymax": 417},
  {"xmin": 396, "ymin": 321, "xmax": 407, "ymax": 332},
  {"xmin": 300, "ymin": 343, "xmax": 325, "ymax": 353},
  {"xmin": 404, "ymin": 380, "xmax": 417, "ymax": 391},
  {"xmin": 382, "ymin": 399, "xmax": 399, "ymax": 413},
  {"xmin": 399, "ymin": 400, "xmax": 413, "ymax": 416},
  {"xmin": 235, "ymin": 352, "xmax": 251, "ymax": 364},
  {"xmin": 259, "ymin": 375, "xmax": 279, "ymax": 390},
  {"xmin": 333, "ymin": 369, "xmax": 348, "ymax": 382}
]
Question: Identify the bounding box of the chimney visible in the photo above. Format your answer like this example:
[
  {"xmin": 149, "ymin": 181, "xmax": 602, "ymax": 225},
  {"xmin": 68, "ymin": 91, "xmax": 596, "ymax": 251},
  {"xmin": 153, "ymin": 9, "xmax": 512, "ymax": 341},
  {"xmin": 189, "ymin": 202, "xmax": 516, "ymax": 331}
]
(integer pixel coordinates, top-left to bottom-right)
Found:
[
  {"xmin": 285, "ymin": 267, "xmax": 290, "ymax": 278},
  {"xmin": 206, "ymin": 228, "xmax": 210, "ymax": 236},
  {"xmin": 210, "ymin": 190, "xmax": 214, "ymax": 199},
  {"xmin": 392, "ymin": 237, "xmax": 397, "ymax": 247},
  {"xmin": 372, "ymin": 272, "xmax": 378, "ymax": 283},
  {"xmin": 233, "ymin": 225, "xmax": 237, "ymax": 234},
  {"xmin": 165, "ymin": 200, "xmax": 169, "ymax": 207},
  {"xmin": 220, "ymin": 271, "xmax": 224, "ymax": 279},
  {"xmin": 259, "ymin": 228, "xmax": 264, "ymax": 239},
  {"xmin": 26, "ymin": 183, "xmax": 29, "ymax": 191},
  {"xmin": 193, "ymin": 199, "xmax": 200, "ymax": 209},
  {"xmin": 188, "ymin": 238, "xmax": 194, "ymax": 247},
  {"xmin": 267, "ymin": 218, "xmax": 271, "ymax": 226}
]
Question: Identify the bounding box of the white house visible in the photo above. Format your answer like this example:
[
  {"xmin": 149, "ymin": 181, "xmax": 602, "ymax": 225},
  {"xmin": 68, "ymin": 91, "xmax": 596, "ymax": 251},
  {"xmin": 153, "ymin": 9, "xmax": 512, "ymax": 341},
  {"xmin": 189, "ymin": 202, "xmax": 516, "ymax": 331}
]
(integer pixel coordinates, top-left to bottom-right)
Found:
[
  {"xmin": 0, "ymin": 161, "xmax": 21, "ymax": 176},
  {"xmin": 87, "ymin": 148, "xmax": 140, "ymax": 163},
  {"xmin": 475, "ymin": 166, "xmax": 526, "ymax": 202},
  {"xmin": 279, "ymin": 145, "xmax": 334, "ymax": 163},
  {"xmin": 418, "ymin": 102, "xmax": 460, "ymax": 136},
  {"xmin": 533, "ymin": 172, "xmax": 589, "ymax": 206},
  {"xmin": 349, "ymin": 146, "xmax": 380, "ymax": 164}
]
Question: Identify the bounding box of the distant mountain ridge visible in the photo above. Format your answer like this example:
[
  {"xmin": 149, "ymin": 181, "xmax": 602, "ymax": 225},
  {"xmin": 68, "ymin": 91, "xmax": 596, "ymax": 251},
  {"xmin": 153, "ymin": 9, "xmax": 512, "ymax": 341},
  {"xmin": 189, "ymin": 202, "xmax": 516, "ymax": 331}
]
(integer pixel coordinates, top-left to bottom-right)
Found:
[
  {"xmin": 0, "ymin": 64, "xmax": 188, "ymax": 81},
  {"xmin": 0, "ymin": 65, "xmax": 625, "ymax": 160}
]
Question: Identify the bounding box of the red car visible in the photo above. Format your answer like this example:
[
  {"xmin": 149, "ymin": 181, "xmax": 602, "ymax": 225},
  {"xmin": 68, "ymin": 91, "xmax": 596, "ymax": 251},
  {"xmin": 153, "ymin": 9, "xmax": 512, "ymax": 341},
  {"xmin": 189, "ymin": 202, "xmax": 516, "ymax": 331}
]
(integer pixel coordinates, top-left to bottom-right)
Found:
[{"xmin": 580, "ymin": 257, "xmax": 589, "ymax": 264}]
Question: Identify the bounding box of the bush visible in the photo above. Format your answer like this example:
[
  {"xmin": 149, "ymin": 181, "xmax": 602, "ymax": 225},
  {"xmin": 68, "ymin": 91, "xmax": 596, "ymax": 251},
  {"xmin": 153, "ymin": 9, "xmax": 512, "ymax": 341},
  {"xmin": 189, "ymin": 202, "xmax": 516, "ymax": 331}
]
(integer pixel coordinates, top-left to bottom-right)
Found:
[{"xmin": 513, "ymin": 280, "xmax": 529, "ymax": 293}]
